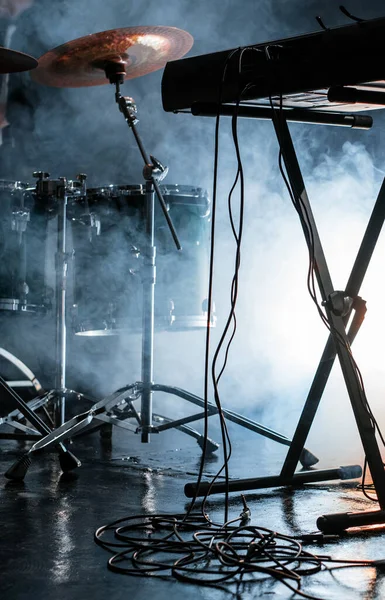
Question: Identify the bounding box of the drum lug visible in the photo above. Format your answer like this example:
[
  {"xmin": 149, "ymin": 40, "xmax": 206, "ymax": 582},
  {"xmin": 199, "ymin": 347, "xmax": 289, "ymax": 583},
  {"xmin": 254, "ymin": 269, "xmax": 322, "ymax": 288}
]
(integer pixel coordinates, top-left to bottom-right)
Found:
[
  {"xmin": 11, "ymin": 207, "xmax": 30, "ymax": 232},
  {"xmin": 33, "ymin": 171, "xmax": 50, "ymax": 180}
]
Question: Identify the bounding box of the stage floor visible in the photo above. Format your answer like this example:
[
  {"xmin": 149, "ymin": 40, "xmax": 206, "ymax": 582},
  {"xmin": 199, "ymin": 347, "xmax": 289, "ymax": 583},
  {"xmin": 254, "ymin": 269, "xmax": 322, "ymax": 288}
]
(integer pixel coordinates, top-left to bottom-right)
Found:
[{"xmin": 1, "ymin": 414, "xmax": 385, "ymax": 600}]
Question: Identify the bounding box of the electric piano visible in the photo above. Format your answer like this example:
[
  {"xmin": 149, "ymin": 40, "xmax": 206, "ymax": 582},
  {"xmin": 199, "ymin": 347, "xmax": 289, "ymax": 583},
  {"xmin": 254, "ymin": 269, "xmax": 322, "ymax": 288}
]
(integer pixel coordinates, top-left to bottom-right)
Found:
[{"xmin": 161, "ymin": 15, "xmax": 385, "ymax": 115}]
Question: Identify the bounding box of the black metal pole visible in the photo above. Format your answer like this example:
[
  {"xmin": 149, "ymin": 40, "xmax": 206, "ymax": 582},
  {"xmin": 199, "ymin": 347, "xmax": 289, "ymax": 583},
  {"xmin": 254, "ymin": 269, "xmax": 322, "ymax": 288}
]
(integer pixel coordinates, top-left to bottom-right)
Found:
[
  {"xmin": 191, "ymin": 102, "xmax": 373, "ymax": 130},
  {"xmin": 185, "ymin": 465, "xmax": 362, "ymax": 497},
  {"xmin": 271, "ymin": 112, "xmax": 385, "ymax": 509},
  {"xmin": 280, "ymin": 177, "xmax": 385, "ymax": 480}
]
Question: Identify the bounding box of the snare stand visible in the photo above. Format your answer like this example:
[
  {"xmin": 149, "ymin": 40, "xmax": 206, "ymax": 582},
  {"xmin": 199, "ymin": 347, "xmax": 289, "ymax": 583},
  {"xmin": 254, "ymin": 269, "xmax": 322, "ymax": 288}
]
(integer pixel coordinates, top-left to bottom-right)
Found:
[
  {"xmin": 3, "ymin": 175, "xmax": 87, "ymax": 480},
  {"xmin": 31, "ymin": 173, "xmax": 83, "ymax": 426},
  {"xmin": 14, "ymin": 62, "xmax": 325, "ymax": 472}
]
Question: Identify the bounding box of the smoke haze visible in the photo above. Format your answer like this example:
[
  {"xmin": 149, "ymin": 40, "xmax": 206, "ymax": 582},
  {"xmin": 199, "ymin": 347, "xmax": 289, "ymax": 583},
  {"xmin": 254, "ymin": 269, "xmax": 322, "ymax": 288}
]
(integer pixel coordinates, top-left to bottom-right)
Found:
[{"xmin": 1, "ymin": 0, "xmax": 385, "ymax": 468}]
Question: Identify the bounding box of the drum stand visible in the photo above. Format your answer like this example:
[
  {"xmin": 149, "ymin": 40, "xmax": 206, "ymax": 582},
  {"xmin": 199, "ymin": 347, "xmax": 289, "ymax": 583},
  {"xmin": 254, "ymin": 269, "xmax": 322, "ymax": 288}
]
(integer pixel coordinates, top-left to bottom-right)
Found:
[
  {"xmin": 3, "ymin": 175, "xmax": 88, "ymax": 480},
  {"xmin": 9, "ymin": 63, "xmax": 325, "ymax": 475},
  {"xmin": 28, "ymin": 174, "xmax": 92, "ymax": 427}
]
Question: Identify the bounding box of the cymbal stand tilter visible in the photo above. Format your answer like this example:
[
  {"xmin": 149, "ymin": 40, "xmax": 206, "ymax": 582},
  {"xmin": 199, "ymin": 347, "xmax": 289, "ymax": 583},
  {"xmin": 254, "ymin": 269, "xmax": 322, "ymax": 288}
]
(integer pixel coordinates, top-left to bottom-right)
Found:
[{"xmin": 19, "ymin": 61, "xmax": 323, "ymax": 467}]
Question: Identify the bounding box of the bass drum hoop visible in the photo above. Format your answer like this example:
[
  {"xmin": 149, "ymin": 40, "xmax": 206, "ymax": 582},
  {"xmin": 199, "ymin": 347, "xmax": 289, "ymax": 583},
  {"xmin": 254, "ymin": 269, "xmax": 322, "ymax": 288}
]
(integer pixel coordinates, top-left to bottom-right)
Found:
[{"xmin": 0, "ymin": 347, "xmax": 43, "ymax": 392}]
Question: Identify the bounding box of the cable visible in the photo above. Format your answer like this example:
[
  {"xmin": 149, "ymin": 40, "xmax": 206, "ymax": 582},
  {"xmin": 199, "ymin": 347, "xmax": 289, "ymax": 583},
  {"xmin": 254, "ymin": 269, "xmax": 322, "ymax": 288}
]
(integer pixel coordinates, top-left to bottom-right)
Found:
[
  {"xmin": 339, "ymin": 5, "xmax": 365, "ymax": 22},
  {"xmin": 184, "ymin": 46, "xmax": 251, "ymax": 525},
  {"xmin": 95, "ymin": 511, "xmax": 381, "ymax": 599},
  {"xmin": 202, "ymin": 46, "xmax": 257, "ymax": 522},
  {"xmin": 183, "ymin": 47, "xmax": 243, "ymax": 524}
]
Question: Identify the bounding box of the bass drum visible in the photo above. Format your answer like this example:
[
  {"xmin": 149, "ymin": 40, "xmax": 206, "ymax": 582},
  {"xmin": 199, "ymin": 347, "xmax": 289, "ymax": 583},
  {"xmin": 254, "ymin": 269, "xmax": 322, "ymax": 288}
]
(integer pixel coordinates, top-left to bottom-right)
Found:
[
  {"xmin": 0, "ymin": 346, "xmax": 44, "ymax": 419},
  {"xmin": 70, "ymin": 184, "xmax": 215, "ymax": 335}
]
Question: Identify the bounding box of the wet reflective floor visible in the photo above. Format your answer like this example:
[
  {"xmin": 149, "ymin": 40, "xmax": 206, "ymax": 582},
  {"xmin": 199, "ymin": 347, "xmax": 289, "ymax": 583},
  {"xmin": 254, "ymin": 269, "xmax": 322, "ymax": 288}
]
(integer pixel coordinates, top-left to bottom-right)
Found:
[{"xmin": 1, "ymin": 418, "xmax": 385, "ymax": 600}]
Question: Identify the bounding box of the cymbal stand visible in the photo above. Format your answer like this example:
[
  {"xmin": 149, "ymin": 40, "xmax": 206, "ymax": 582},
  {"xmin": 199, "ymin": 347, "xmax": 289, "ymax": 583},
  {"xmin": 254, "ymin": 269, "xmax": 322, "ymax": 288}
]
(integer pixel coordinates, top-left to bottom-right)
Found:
[
  {"xmin": 110, "ymin": 61, "xmax": 182, "ymax": 443},
  {"xmin": 1, "ymin": 373, "xmax": 81, "ymax": 480}
]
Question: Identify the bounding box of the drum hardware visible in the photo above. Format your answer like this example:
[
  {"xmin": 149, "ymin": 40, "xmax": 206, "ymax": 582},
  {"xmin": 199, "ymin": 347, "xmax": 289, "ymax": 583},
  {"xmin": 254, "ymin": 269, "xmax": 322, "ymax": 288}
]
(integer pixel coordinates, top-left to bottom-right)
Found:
[
  {"xmin": 30, "ymin": 171, "xmax": 89, "ymax": 427},
  {"xmin": 12, "ymin": 33, "xmax": 320, "ymax": 473},
  {"xmin": 1, "ymin": 173, "xmax": 89, "ymax": 479},
  {"xmin": 0, "ymin": 373, "xmax": 81, "ymax": 481},
  {"xmin": 0, "ymin": 353, "xmax": 80, "ymax": 477},
  {"xmin": 11, "ymin": 206, "xmax": 30, "ymax": 233},
  {"xmin": 111, "ymin": 68, "xmax": 181, "ymax": 443}
]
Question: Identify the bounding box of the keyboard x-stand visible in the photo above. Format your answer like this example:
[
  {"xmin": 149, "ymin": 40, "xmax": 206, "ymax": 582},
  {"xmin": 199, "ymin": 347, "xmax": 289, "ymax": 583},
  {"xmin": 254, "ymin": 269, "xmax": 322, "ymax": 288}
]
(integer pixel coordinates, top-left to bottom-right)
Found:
[{"xmin": 162, "ymin": 15, "xmax": 385, "ymax": 532}]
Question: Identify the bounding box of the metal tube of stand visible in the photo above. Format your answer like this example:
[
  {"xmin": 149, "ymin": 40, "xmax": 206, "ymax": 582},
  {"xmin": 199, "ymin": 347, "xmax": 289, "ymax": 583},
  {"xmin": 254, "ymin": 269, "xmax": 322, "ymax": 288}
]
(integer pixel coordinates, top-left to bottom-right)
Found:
[
  {"xmin": 140, "ymin": 180, "xmax": 156, "ymax": 442},
  {"xmin": 55, "ymin": 182, "xmax": 68, "ymax": 426}
]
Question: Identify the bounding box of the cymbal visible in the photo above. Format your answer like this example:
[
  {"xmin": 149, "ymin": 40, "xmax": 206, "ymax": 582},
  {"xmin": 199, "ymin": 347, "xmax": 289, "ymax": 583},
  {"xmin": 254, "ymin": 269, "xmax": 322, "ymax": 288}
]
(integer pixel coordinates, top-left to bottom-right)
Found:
[
  {"xmin": 0, "ymin": 47, "xmax": 38, "ymax": 74},
  {"xmin": 30, "ymin": 26, "xmax": 193, "ymax": 88}
]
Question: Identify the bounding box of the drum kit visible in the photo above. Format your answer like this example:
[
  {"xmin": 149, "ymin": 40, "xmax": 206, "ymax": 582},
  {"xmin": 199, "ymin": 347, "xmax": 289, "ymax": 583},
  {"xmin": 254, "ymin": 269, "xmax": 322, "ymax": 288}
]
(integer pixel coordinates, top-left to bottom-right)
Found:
[{"xmin": 0, "ymin": 27, "xmax": 317, "ymax": 479}]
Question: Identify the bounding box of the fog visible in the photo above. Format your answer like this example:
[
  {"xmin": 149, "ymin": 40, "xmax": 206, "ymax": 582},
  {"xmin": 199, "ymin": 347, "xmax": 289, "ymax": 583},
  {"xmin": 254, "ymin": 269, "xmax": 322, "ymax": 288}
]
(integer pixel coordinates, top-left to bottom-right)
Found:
[{"xmin": 1, "ymin": 0, "xmax": 385, "ymax": 467}]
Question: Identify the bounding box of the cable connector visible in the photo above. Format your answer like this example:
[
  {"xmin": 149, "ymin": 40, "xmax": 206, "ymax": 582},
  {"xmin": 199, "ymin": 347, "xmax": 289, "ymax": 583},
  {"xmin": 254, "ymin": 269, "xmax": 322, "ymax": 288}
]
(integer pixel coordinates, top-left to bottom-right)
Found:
[{"xmin": 240, "ymin": 494, "xmax": 251, "ymax": 524}]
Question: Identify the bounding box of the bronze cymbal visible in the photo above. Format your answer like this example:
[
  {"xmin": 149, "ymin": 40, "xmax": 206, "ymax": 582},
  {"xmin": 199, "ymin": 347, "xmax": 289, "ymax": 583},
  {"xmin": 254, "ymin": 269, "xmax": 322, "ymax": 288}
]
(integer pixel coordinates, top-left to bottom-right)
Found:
[
  {"xmin": 30, "ymin": 26, "xmax": 193, "ymax": 88},
  {"xmin": 0, "ymin": 47, "xmax": 38, "ymax": 74}
]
